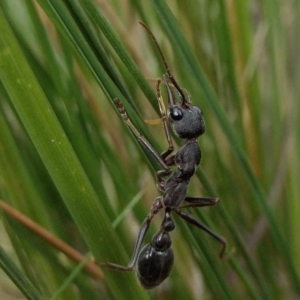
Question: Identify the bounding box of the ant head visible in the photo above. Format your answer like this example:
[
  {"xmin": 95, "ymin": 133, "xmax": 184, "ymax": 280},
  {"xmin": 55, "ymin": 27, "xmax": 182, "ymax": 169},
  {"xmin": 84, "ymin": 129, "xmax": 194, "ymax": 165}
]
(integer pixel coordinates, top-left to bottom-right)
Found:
[
  {"xmin": 139, "ymin": 22, "xmax": 206, "ymax": 139},
  {"xmin": 163, "ymin": 75, "xmax": 206, "ymax": 139},
  {"xmin": 169, "ymin": 104, "xmax": 206, "ymax": 139}
]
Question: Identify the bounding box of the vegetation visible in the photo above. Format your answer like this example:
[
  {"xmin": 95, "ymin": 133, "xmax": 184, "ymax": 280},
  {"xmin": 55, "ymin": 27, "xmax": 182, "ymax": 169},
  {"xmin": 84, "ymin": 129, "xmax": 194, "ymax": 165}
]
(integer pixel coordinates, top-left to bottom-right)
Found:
[{"xmin": 0, "ymin": 1, "xmax": 299, "ymax": 299}]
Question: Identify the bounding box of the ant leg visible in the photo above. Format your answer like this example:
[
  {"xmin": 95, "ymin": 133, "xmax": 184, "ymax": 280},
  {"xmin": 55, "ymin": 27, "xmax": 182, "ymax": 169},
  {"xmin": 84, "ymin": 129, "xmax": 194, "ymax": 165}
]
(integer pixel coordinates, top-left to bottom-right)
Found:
[
  {"xmin": 114, "ymin": 99, "xmax": 171, "ymax": 174},
  {"xmin": 154, "ymin": 80, "xmax": 177, "ymax": 191},
  {"xmin": 156, "ymin": 154, "xmax": 175, "ymax": 192},
  {"xmin": 180, "ymin": 197, "xmax": 220, "ymax": 208},
  {"xmin": 102, "ymin": 197, "xmax": 163, "ymax": 271},
  {"xmin": 174, "ymin": 208, "xmax": 226, "ymax": 258},
  {"xmin": 156, "ymin": 79, "xmax": 174, "ymax": 161},
  {"xmin": 156, "ymin": 78, "xmax": 187, "ymax": 191}
]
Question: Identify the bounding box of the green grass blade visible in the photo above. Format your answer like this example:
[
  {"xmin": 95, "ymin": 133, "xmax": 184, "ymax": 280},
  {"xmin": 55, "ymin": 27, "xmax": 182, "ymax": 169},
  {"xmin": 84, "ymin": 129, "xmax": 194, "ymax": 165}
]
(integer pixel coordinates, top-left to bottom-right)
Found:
[
  {"xmin": 78, "ymin": 0, "xmax": 158, "ymax": 108},
  {"xmin": 0, "ymin": 6, "xmax": 148, "ymax": 299},
  {"xmin": 0, "ymin": 244, "xmax": 43, "ymax": 300}
]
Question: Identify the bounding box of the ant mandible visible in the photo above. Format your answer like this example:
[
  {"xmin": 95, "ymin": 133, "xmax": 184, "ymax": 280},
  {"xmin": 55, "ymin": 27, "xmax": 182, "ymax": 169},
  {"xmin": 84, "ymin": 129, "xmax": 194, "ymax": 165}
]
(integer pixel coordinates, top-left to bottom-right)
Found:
[{"xmin": 102, "ymin": 22, "xmax": 226, "ymax": 289}]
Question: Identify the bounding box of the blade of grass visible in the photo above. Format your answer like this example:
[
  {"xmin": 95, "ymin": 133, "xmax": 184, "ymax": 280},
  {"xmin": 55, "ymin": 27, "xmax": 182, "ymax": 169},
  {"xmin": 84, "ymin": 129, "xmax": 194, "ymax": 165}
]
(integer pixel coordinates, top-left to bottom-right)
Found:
[
  {"xmin": 50, "ymin": 252, "xmax": 92, "ymax": 300},
  {"xmin": 0, "ymin": 244, "xmax": 43, "ymax": 300},
  {"xmin": 0, "ymin": 6, "xmax": 148, "ymax": 299},
  {"xmin": 69, "ymin": 0, "xmax": 157, "ymax": 109},
  {"xmin": 37, "ymin": 0, "xmax": 164, "ymax": 172},
  {"xmin": 176, "ymin": 218, "xmax": 234, "ymax": 300},
  {"xmin": 64, "ymin": 0, "xmax": 135, "ymax": 106},
  {"xmin": 196, "ymin": 168, "xmax": 267, "ymax": 299},
  {"xmin": 0, "ymin": 87, "xmax": 72, "ymax": 296}
]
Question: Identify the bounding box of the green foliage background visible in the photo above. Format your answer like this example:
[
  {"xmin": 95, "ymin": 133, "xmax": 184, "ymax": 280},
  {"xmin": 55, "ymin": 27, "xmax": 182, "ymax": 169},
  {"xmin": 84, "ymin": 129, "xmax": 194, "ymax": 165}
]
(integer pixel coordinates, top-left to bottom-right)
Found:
[{"xmin": 0, "ymin": 0, "xmax": 299, "ymax": 299}]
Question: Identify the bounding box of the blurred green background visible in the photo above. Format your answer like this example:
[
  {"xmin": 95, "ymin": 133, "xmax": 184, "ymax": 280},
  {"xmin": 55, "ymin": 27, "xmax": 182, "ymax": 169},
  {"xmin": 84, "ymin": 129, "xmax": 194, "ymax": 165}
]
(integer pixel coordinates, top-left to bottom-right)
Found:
[{"xmin": 0, "ymin": 0, "xmax": 299, "ymax": 299}]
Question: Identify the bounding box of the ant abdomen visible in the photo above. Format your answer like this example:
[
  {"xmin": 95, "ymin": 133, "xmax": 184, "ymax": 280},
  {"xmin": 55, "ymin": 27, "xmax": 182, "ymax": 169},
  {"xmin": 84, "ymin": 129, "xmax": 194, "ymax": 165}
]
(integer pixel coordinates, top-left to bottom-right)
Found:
[{"xmin": 137, "ymin": 243, "xmax": 174, "ymax": 289}]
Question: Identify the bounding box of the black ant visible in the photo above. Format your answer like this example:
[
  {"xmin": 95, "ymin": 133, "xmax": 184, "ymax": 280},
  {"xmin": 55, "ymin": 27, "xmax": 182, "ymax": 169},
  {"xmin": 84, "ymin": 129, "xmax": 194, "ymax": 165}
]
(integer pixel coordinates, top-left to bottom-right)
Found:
[{"xmin": 102, "ymin": 22, "xmax": 226, "ymax": 289}]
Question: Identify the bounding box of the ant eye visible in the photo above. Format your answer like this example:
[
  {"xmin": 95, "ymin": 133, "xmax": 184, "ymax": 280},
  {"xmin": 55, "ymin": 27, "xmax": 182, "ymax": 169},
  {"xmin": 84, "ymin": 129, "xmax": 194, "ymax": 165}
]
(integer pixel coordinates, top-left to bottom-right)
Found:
[{"xmin": 169, "ymin": 107, "xmax": 183, "ymax": 121}]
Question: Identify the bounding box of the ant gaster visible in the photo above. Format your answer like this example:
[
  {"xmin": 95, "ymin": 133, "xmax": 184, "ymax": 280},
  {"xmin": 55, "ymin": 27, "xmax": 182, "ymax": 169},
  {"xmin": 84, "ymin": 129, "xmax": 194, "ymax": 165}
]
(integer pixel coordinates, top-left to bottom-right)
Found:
[{"xmin": 102, "ymin": 22, "xmax": 226, "ymax": 289}]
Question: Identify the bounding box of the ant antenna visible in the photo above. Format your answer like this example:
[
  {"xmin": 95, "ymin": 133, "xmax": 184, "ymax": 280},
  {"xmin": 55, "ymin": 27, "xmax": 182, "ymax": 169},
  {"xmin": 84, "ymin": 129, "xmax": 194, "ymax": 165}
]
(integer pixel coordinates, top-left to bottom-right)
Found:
[{"xmin": 139, "ymin": 21, "xmax": 187, "ymax": 104}]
